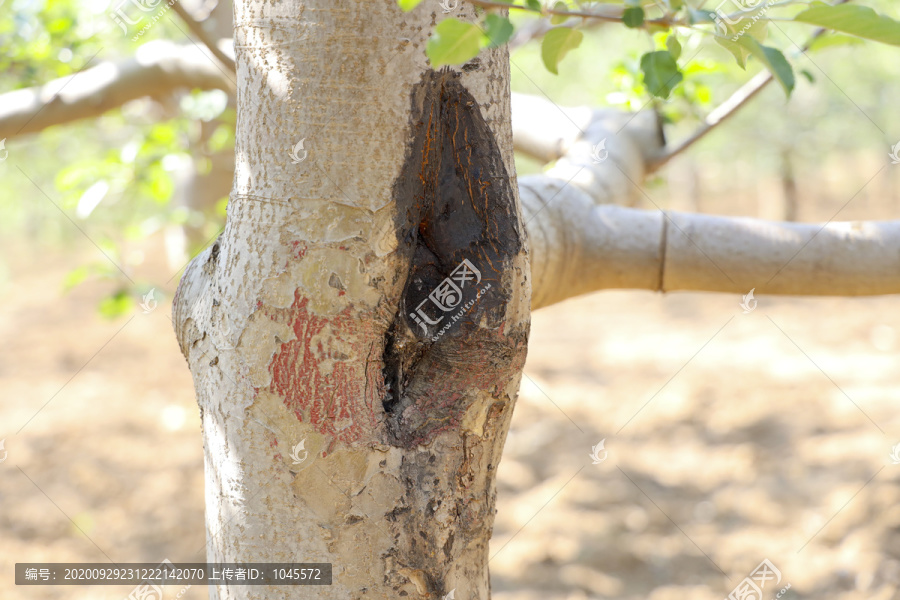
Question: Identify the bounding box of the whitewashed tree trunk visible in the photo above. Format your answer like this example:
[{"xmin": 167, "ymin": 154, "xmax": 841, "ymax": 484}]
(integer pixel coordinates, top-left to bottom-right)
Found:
[{"xmin": 173, "ymin": 1, "xmax": 530, "ymax": 599}]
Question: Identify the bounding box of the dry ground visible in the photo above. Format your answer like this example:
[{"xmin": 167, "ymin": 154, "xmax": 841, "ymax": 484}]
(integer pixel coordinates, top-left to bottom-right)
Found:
[{"xmin": 1, "ymin": 240, "xmax": 899, "ymax": 600}]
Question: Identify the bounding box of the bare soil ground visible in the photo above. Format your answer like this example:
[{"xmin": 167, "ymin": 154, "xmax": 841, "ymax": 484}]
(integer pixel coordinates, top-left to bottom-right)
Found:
[{"xmin": 1, "ymin": 240, "xmax": 899, "ymax": 600}]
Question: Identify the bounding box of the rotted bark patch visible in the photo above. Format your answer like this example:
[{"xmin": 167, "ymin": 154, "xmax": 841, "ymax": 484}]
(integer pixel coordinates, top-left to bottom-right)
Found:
[{"xmin": 382, "ymin": 68, "xmax": 527, "ymax": 449}]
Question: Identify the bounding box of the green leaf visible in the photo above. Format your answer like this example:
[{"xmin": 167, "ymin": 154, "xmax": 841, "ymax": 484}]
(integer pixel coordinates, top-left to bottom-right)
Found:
[
  {"xmin": 62, "ymin": 266, "xmax": 92, "ymax": 291},
  {"xmin": 550, "ymin": 1, "xmax": 568, "ymax": 25},
  {"xmin": 713, "ymin": 15, "xmax": 767, "ymax": 69},
  {"xmin": 427, "ymin": 19, "xmax": 483, "ymax": 67},
  {"xmin": 525, "ymin": 0, "xmax": 541, "ymax": 11},
  {"xmin": 745, "ymin": 17, "xmax": 768, "ymax": 43},
  {"xmin": 541, "ymin": 27, "xmax": 583, "ymax": 75},
  {"xmin": 715, "ymin": 35, "xmax": 748, "ymax": 68},
  {"xmin": 800, "ymin": 69, "xmax": 815, "ymax": 84},
  {"xmin": 666, "ymin": 34, "xmax": 681, "ymax": 60},
  {"xmin": 623, "ymin": 7, "xmax": 644, "ymax": 29},
  {"xmin": 483, "ymin": 14, "xmax": 514, "ymax": 48},
  {"xmin": 714, "ymin": 36, "xmax": 745, "ymax": 67},
  {"xmin": 640, "ymin": 50, "xmax": 683, "ymax": 98},
  {"xmin": 99, "ymin": 290, "xmax": 133, "ymax": 319},
  {"xmin": 808, "ymin": 33, "xmax": 865, "ymax": 52},
  {"xmin": 398, "ymin": 0, "xmax": 424, "ymax": 12},
  {"xmin": 736, "ymin": 37, "xmax": 794, "ymax": 96},
  {"xmin": 794, "ymin": 3, "xmax": 900, "ymax": 47}
]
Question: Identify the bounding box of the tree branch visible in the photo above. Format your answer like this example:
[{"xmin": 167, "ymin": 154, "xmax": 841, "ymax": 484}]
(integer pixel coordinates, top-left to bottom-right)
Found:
[
  {"xmin": 465, "ymin": 0, "xmax": 680, "ymax": 28},
  {"xmin": 511, "ymin": 92, "xmax": 662, "ymax": 166},
  {"xmin": 0, "ymin": 40, "xmax": 234, "ymax": 139},
  {"xmin": 509, "ymin": 17, "xmax": 607, "ymax": 51},
  {"xmin": 169, "ymin": 1, "xmax": 237, "ymax": 73},
  {"xmin": 528, "ymin": 201, "xmax": 900, "ymax": 309},
  {"xmin": 520, "ymin": 95, "xmax": 900, "ymax": 309},
  {"xmin": 511, "ymin": 92, "xmax": 589, "ymax": 163}
]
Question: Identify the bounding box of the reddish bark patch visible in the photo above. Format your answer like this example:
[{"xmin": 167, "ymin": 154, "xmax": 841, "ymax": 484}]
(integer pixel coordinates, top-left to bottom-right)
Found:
[
  {"xmin": 262, "ymin": 291, "xmax": 381, "ymax": 445},
  {"xmin": 290, "ymin": 241, "xmax": 307, "ymax": 259}
]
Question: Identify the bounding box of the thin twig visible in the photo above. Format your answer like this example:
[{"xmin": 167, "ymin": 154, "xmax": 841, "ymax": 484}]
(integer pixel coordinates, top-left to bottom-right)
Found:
[
  {"xmin": 648, "ymin": 0, "xmax": 851, "ymax": 172},
  {"xmin": 170, "ymin": 1, "xmax": 237, "ymax": 73},
  {"xmin": 466, "ymin": 0, "xmax": 681, "ymax": 28},
  {"xmin": 647, "ymin": 69, "xmax": 772, "ymax": 172},
  {"xmin": 509, "ymin": 17, "xmax": 606, "ymax": 51}
]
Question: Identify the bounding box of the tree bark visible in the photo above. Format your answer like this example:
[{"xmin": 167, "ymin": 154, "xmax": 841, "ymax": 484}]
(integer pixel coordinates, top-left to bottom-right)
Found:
[{"xmin": 173, "ymin": 1, "xmax": 530, "ymax": 599}]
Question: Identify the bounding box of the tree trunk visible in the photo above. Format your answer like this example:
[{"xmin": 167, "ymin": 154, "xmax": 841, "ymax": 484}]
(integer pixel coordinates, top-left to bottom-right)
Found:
[{"xmin": 173, "ymin": 1, "xmax": 531, "ymax": 599}]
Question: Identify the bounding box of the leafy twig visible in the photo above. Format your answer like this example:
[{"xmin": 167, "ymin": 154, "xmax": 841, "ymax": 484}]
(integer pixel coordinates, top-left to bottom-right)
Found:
[
  {"xmin": 647, "ymin": 0, "xmax": 850, "ymax": 172},
  {"xmin": 465, "ymin": 0, "xmax": 682, "ymax": 29}
]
